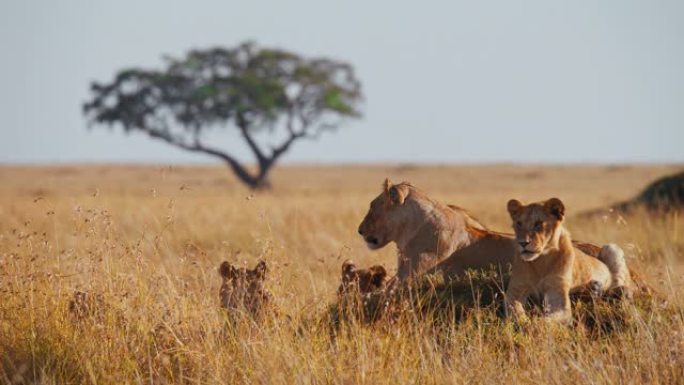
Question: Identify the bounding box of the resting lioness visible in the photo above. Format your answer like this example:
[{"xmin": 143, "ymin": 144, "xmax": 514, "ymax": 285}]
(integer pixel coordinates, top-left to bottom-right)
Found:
[
  {"xmin": 504, "ymin": 198, "xmax": 633, "ymax": 323},
  {"xmin": 358, "ymin": 179, "xmax": 630, "ymax": 286},
  {"xmin": 358, "ymin": 179, "xmax": 516, "ymax": 281}
]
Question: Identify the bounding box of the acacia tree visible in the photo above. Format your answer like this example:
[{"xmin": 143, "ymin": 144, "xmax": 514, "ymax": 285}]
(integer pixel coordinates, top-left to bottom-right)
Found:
[{"xmin": 83, "ymin": 42, "xmax": 362, "ymax": 189}]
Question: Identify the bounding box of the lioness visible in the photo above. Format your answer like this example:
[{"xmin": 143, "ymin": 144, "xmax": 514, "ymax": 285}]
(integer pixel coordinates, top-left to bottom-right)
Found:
[
  {"xmin": 338, "ymin": 260, "xmax": 388, "ymax": 296},
  {"xmin": 358, "ymin": 179, "xmax": 518, "ymax": 281},
  {"xmin": 504, "ymin": 198, "xmax": 633, "ymax": 323},
  {"xmin": 357, "ymin": 179, "xmax": 623, "ymax": 284},
  {"xmin": 218, "ymin": 260, "xmax": 273, "ymax": 318}
]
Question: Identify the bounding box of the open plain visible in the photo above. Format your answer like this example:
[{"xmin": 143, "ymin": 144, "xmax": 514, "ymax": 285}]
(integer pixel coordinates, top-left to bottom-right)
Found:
[{"xmin": 1, "ymin": 164, "xmax": 683, "ymax": 384}]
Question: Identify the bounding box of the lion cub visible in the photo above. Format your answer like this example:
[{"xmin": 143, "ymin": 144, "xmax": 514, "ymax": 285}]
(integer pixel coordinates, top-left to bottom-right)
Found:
[
  {"xmin": 505, "ymin": 198, "xmax": 632, "ymax": 323},
  {"xmin": 218, "ymin": 260, "xmax": 273, "ymax": 318},
  {"xmin": 338, "ymin": 260, "xmax": 388, "ymax": 296}
]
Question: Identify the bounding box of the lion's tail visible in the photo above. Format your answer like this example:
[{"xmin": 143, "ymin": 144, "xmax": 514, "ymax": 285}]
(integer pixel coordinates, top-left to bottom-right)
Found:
[
  {"xmin": 576, "ymin": 241, "xmax": 662, "ymax": 299},
  {"xmin": 597, "ymin": 244, "xmax": 632, "ymax": 290},
  {"xmin": 597, "ymin": 243, "xmax": 664, "ymax": 300}
]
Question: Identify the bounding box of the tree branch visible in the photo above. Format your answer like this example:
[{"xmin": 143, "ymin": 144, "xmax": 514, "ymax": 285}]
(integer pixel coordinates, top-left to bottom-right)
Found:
[
  {"xmin": 268, "ymin": 112, "xmax": 317, "ymax": 166},
  {"xmin": 237, "ymin": 112, "xmax": 269, "ymax": 169},
  {"xmin": 239, "ymin": 126, "xmax": 268, "ymax": 166},
  {"xmin": 271, "ymin": 129, "xmax": 308, "ymax": 161},
  {"xmin": 146, "ymin": 128, "xmax": 258, "ymax": 186}
]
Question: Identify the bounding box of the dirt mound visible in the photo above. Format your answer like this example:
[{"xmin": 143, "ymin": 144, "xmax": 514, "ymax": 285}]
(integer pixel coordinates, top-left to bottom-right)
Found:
[
  {"xmin": 582, "ymin": 170, "xmax": 684, "ymax": 217},
  {"xmin": 616, "ymin": 170, "xmax": 684, "ymax": 212}
]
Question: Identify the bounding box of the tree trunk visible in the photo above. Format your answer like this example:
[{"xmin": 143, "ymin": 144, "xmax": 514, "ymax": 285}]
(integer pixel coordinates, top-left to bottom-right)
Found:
[
  {"xmin": 222, "ymin": 157, "xmax": 273, "ymax": 190},
  {"xmin": 252, "ymin": 160, "xmax": 275, "ymax": 190}
]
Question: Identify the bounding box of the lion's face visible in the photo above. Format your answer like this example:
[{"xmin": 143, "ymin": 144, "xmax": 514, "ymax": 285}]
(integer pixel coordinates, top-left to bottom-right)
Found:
[
  {"xmin": 507, "ymin": 198, "xmax": 565, "ymax": 262},
  {"xmin": 357, "ymin": 179, "xmax": 411, "ymax": 250},
  {"xmin": 218, "ymin": 260, "xmax": 270, "ymax": 315},
  {"xmin": 338, "ymin": 260, "xmax": 388, "ymax": 295}
]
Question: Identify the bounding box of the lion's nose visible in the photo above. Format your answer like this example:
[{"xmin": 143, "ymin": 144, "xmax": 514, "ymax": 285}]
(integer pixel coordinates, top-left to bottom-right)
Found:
[
  {"xmin": 519, "ymin": 241, "xmax": 529, "ymax": 248},
  {"xmin": 358, "ymin": 228, "xmax": 364, "ymax": 235}
]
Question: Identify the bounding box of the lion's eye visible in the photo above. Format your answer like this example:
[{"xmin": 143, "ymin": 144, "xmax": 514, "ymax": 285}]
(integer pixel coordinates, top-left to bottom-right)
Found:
[{"xmin": 534, "ymin": 221, "xmax": 543, "ymax": 231}]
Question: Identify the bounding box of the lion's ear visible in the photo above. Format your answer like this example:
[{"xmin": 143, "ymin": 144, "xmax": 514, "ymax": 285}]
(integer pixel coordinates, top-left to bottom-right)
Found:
[
  {"xmin": 507, "ymin": 199, "xmax": 523, "ymax": 218},
  {"xmin": 544, "ymin": 198, "xmax": 565, "ymax": 221},
  {"xmin": 219, "ymin": 261, "xmax": 236, "ymax": 278},
  {"xmin": 254, "ymin": 260, "xmax": 268, "ymax": 279},
  {"xmin": 382, "ymin": 178, "xmax": 408, "ymax": 205},
  {"xmin": 388, "ymin": 184, "xmax": 408, "ymax": 205},
  {"xmin": 383, "ymin": 178, "xmax": 392, "ymax": 194},
  {"xmin": 369, "ymin": 265, "xmax": 387, "ymax": 287}
]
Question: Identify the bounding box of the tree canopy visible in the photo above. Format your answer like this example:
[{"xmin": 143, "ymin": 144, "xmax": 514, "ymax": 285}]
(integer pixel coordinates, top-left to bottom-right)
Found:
[{"xmin": 83, "ymin": 42, "xmax": 363, "ymax": 188}]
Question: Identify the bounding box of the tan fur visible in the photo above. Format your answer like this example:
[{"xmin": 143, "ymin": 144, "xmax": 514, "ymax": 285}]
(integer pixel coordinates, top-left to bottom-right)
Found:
[
  {"xmin": 218, "ymin": 260, "xmax": 273, "ymax": 319},
  {"xmin": 358, "ymin": 179, "xmax": 513, "ymax": 281},
  {"xmin": 504, "ymin": 198, "xmax": 632, "ymax": 323},
  {"xmin": 358, "ymin": 179, "xmax": 634, "ymax": 288}
]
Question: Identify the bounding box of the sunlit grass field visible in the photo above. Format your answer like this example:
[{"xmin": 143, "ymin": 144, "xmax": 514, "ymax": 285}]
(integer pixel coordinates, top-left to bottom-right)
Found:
[{"xmin": 1, "ymin": 164, "xmax": 683, "ymax": 384}]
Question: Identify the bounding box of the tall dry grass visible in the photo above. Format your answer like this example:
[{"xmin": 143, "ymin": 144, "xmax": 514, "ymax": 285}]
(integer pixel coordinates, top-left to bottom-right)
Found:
[{"xmin": 0, "ymin": 164, "xmax": 683, "ymax": 384}]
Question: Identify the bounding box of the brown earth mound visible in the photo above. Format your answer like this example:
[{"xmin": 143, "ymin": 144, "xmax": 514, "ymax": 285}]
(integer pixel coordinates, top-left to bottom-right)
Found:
[{"xmin": 584, "ymin": 170, "xmax": 684, "ymax": 216}]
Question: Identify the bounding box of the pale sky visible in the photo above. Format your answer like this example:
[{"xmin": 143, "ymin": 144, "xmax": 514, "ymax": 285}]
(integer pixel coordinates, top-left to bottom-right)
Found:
[{"xmin": 1, "ymin": 0, "xmax": 682, "ymax": 164}]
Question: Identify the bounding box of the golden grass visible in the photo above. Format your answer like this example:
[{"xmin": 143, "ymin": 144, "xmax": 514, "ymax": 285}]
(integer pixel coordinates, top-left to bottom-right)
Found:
[{"xmin": 1, "ymin": 164, "xmax": 683, "ymax": 384}]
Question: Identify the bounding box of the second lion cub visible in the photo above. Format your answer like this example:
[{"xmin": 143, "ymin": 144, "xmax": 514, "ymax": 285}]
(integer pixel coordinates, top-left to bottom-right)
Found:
[{"xmin": 504, "ymin": 197, "xmax": 632, "ymax": 323}]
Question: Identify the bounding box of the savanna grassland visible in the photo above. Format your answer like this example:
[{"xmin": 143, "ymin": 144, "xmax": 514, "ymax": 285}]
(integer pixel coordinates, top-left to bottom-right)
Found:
[{"xmin": 1, "ymin": 164, "xmax": 683, "ymax": 385}]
